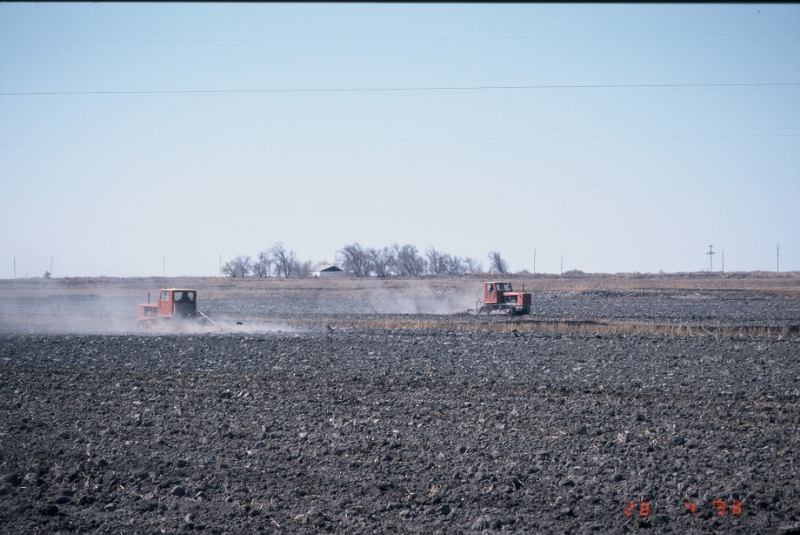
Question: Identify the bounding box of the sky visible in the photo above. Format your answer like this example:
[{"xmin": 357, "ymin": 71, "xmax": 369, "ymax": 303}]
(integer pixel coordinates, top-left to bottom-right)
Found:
[{"xmin": 1, "ymin": 3, "xmax": 798, "ymax": 278}]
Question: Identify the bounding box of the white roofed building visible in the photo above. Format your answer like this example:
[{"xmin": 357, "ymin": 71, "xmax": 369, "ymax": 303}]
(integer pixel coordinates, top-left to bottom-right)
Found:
[{"xmin": 311, "ymin": 264, "xmax": 344, "ymax": 277}]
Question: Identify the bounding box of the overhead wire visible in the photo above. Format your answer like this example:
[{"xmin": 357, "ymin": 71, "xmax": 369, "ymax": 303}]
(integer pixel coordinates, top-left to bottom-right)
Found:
[
  {"xmin": 2, "ymin": 32, "xmax": 798, "ymax": 45},
  {"xmin": 2, "ymin": 133, "xmax": 799, "ymax": 147},
  {"xmin": 1, "ymin": 82, "xmax": 799, "ymax": 97}
]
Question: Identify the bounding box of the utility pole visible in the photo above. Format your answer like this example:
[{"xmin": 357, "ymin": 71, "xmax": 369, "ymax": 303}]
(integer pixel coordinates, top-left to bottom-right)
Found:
[
  {"xmin": 163, "ymin": 255, "xmax": 166, "ymax": 278},
  {"xmin": 219, "ymin": 254, "xmax": 222, "ymax": 277},
  {"xmin": 721, "ymin": 251, "xmax": 724, "ymax": 274},
  {"xmin": 13, "ymin": 257, "xmax": 16, "ymax": 279},
  {"xmin": 706, "ymin": 245, "xmax": 715, "ymax": 272},
  {"xmin": 533, "ymin": 248, "xmax": 536, "ymax": 275},
  {"xmin": 560, "ymin": 255, "xmax": 563, "ymax": 276},
  {"xmin": 50, "ymin": 256, "xmax": 53, "ymax": 277},
  {"xmin": 777, "ymin": 244, "xmax": 780, "ymax": 272}
]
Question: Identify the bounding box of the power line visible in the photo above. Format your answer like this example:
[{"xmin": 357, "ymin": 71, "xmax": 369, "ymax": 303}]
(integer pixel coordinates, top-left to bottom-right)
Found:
[
  {"xmin": 2, "ymin": 180, "xmax": 796, "ymax": 195},
  {"xmin": 706, "ymin": 245, "xmax": 716, "ymax": 271},
  {"xmin": 3, "ymin": 133, "xmax": 799, "ymax": 147},
  {"xmin": 2, "ymin": 32, "xmax": 798, "ymax": 45},
  {"xmin": 2, "ymin": 82, "xmax": 799, "ymax": 97}
]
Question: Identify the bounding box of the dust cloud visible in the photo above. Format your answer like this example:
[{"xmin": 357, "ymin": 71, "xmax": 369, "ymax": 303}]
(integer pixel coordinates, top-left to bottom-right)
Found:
[
  {"xmin": 0, "ymin": 284, "xmax": 289, "ymax": 335},
  {"xmin": 0, "ymin": 278, "xmax": 487, "ymax": 334},
  {"xmin": 365, "ymin": 283, "xmax": 478, "ymax": 315}
]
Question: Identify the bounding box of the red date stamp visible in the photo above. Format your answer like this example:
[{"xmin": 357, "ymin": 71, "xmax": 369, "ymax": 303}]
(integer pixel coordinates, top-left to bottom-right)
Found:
[
  {"xmin": 626, "ymin": 500, "xmax": 742, "ymax": 517},
  {"xmin": 686, "ymin": 500, "xmax": 741, "ymax": 515},
  {"xmin": 624, "ymin": 502, "xmax": 649, "ymax": 517}
]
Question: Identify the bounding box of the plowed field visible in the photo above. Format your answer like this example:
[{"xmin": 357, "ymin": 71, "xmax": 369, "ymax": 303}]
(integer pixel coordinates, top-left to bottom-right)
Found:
[{"xmin": 1, "ymin": 274, "xmax": 798, "ymax": 534}]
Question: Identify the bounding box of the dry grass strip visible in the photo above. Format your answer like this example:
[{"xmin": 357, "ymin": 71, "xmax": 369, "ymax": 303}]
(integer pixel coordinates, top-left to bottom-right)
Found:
[{"xmin": 282, "ymin": 316, "xmax": 798, "ymax": 338}]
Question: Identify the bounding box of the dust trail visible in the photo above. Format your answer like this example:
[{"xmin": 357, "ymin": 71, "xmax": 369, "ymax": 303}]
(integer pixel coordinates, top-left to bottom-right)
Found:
[
  {"xmin": 0, "ymin": 284, "xmax": 292, "ymax": 335},
  {"xmin": 0, "ymin": 277, "xmax": 485, "ymax": 334},
  {"xmin": 0, "ymin": 301, "xmax": 295, "ymax": 335},
  {"xmin": 365, "ymin": 282, "xmax": 478, "ymax": 315},
  {"xmin": 0, "ymin": 293, "xmax": 138, "ymax": 334}
]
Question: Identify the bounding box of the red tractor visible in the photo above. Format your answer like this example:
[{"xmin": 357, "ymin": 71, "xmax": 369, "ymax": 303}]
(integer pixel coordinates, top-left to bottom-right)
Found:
[
  {"xmin": 478, "ymin": 281, "xmax": 532, "ymax": 315},
  {"xmin": 137, "ymin": 288, "xmax": 219, "ymax": 330}
]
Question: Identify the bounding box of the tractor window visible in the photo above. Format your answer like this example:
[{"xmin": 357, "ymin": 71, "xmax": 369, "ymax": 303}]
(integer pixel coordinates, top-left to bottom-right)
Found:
[
  {"xmin": 487, "ymin": 284, "xmax": 494, "ymax": 293},
  {"xmin": 186, "ymin": 292, "xmax": 195, "ymax": 302},
  {"xmin": 505, "ymin": 283, "xmax": 512, "ymax": 292},
  {"xmin": 174, "ymin": 291, "xmax": 183, "ymax": 301},
  {"xmin": 160, "ymin": 291, "xmax": 170, "ymax": 301}
]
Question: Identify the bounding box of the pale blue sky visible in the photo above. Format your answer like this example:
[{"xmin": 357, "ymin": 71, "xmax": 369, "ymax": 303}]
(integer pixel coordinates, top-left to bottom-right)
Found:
[{"xmin": 1, "ymin": 4, "xmax": 798, "ymax": 277}]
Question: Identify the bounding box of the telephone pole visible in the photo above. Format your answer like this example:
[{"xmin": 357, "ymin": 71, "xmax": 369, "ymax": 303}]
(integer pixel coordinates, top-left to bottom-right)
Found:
[
  {"xmin": 777, "ymin": 244, "xmax": 780, "ymax": 272},
  {"xmin": 560, "ymin": 254, "xmax": 563, "ymax": 276},
  {"xmin": 721, "ymin": 251, "xmax": 724, "ymax": 274},
  {"xmin": 50, "ymin": 256, "xmax": 53, "ymax": 277},
  {"xmin": 162, "ymin": 255, "xmax": 166, "ymax": 278},
  {"xmin": 706, "ymin": 245, "xmax": 715, "ymax": 272},
  {"xmin": 533, "ymin": 248, "xmax": 536, "ymax": 275},
  {"xmin": 13, "ymin": 257, "xmax": 16, "ymax": 279}
]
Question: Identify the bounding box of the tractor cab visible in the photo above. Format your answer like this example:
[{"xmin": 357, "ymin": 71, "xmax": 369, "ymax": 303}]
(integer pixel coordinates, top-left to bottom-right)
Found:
[
  {"xmin": 162, "ymin": 289, "xmax": 197, "ymax": 318},
  {"xmin": 138, "ymin": 289, "xmax": 197, "ymax": 321},
  {"xmin": 483, "ymin": 281, "xmax": 514, "ymax": 304}
]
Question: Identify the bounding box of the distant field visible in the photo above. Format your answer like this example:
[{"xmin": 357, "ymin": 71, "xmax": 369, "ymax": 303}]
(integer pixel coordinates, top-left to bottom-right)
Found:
[
  {"xmin": 0, "ymin": 272, "xmax": 798, "ymax": 336},
  {"xmin": 1, "ymin": 271, "xmax": 799, "ymax": 298}
]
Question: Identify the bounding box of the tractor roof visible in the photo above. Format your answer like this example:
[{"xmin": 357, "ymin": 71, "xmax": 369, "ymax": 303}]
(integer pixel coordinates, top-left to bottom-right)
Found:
[{"xmin": 160, "ymin": 288, "xmax": 197, "ymax": 292}]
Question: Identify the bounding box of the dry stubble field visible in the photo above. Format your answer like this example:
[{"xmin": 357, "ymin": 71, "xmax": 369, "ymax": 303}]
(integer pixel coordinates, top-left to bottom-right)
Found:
[{"xmin": 0, "ymin": 273, "xmax": 799, "ymax": 535}]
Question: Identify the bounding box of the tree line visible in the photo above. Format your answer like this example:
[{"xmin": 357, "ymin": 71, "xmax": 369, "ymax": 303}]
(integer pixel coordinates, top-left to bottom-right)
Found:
[{"xmin": 222, "ymin": 242, "xmax": 511, "ymax": 278}]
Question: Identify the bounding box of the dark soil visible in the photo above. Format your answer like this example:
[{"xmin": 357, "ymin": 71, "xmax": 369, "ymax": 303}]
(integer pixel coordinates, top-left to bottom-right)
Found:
[{"xmin": 1, "ymin": 329, "xmax": 798, "ymax": 534}]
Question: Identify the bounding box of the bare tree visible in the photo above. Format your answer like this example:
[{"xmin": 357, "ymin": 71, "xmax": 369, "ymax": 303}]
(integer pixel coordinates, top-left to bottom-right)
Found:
[
  {"xmin": 221, "ymin": 242, "xmax": 497, "ymax": 279},
  {"xmin": 222, "ymin": 255, "xmax": 253, "ymax": 278},
  {"xmin": 446, "ymin": 255, "xmax": 468, "ymax": 275},
  {"xmin": 487, "ymin": 251, "xmax": 509, "ymax": 274},
  {"xmin": 269, "ymin": 242, "xmax": 297, "ymax": 278},
  {"xmin": 426, "ymin": 247, "xmax": 448, "ymax": 275},
  {"xmin": 424, "ymin": 247, "xmax": 468, "ymax": 276},
  {"xmin": 296, "ymin": 260, "xmax": 314, "ymax": 279},
  {"xmin": 338, "ymin": 242, "xmax": 372, "ymax": 277},
  {"xmin": 253, "ymin": 251, "xmax": 271, "ymax": 278},
  {"xmin": 368, "ymin": 247, "xmax": 395, "ymax": 278},
  {"xmin": 465, "ymin": 257, "xmax": 484, "ymax": 274},
  {"xmin": 392, "ymin": 243, "xmax": 427, "ymax": 277}
]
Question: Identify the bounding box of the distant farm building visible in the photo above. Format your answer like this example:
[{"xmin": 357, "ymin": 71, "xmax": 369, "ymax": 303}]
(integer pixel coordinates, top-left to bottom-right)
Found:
[{"xmin": 311, "ymin": 264, "xmax": 344, "ymax": 278}]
